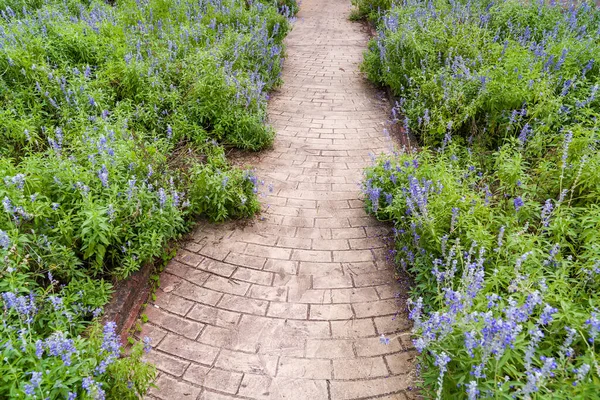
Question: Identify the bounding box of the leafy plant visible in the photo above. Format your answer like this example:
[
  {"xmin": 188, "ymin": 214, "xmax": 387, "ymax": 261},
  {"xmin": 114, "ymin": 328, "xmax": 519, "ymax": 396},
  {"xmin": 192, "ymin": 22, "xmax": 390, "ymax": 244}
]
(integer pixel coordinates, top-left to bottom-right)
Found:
[
  {"xmin": 362, "ymin": 0, "xmax": 600, "ymax": 398},
  {"xmin": 0, "ymin": 0, "xmax": 297, "ymax": 396}
]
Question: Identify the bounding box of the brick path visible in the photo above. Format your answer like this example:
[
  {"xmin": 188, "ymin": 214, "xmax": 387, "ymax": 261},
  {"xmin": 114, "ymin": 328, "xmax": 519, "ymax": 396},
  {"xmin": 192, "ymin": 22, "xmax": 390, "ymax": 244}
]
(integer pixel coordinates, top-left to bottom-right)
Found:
[{"xmin": 143, "ymin": 0, "xmax": 414, "ymax": 398}]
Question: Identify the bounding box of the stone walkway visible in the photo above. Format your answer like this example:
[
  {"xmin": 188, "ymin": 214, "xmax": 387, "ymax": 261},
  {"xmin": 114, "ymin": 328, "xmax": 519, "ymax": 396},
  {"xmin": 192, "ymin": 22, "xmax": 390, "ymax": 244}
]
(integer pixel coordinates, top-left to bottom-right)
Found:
[{"xmin": 143, "ymin": 0, "xmax": 414, "ymax": 398}]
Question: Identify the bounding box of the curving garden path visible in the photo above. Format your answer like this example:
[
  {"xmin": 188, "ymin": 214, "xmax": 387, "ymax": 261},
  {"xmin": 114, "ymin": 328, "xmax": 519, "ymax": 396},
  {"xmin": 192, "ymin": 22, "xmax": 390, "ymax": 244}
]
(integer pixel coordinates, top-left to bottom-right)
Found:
[{"xmin": 143, "ymin": 0, "xmax": 414, "ymax": 398}]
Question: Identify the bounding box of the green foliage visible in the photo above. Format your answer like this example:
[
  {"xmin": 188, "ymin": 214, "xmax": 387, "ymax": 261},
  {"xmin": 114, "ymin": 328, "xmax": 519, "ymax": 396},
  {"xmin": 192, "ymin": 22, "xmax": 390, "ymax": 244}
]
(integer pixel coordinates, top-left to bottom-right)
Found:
[
  {"xmin": 187, "ymin": 147, "xmax": 261, "ymax": 222},
  {"xmin": 362, "ymin": 0, "xmax": 600, "ymax": 398},
  {"xmin": 0, "ymin": 0, "xmax": 294, "ymax": 280},
  {"xmin": 351, "ymin": 0, "xmax": 393, "ymax": 22},
  {"xmin": 0, "ymin": 251, "xmax": 155, "ymax": 399},
  {"xmin": 0, "ymin": 0, "xmax": 297, "ymax": 397},
  {"xmin": 363, "ymin": 0, "xmax": 600, "ymax": 148}
]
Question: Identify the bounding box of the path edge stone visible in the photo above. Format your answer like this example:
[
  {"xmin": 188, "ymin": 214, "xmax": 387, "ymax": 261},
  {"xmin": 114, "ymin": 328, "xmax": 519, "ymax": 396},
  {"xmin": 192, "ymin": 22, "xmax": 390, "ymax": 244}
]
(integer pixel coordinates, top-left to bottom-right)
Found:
[{"xmin": 102, "ymin": 260, "xmax": 154, "ymax": 344}]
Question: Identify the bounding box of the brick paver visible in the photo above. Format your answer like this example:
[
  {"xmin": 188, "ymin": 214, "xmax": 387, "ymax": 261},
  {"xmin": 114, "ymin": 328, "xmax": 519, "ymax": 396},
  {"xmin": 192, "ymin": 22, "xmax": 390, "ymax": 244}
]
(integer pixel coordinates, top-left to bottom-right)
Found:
[{"xmin": 144, "ymin": 0, "xmax": 414, "ymax": 398}]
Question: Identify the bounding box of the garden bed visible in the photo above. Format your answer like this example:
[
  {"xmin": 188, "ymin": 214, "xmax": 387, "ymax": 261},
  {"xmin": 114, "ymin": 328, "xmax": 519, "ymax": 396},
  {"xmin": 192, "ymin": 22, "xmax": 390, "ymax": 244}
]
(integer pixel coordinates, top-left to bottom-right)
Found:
[
  {"xmin": 0, "ymin": 0, "xmax": 296, "ymax": 397},
  {"xmin": 359, "ymin": 0, "xmax": 600, "ymax": 398}
]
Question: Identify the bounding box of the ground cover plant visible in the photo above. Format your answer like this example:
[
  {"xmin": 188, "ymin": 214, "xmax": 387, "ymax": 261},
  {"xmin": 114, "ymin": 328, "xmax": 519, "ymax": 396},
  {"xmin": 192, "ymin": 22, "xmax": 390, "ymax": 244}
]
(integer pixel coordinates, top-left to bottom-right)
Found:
[
  {"xmin": 360, "ymin": 0, "xmax": 600, "ymax": 398},
  {"xmin": 0, "ymin": 0, "xmax": 296, "ymax": 397},
  {"xmin": 350, "ymin": 0, "xmax": 392, "ymax": 21}
]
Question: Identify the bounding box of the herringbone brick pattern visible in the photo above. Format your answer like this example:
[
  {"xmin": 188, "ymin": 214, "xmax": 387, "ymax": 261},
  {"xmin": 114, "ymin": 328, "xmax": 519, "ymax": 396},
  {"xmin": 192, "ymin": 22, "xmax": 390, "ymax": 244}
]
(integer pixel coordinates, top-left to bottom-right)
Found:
[{"xmin": 143, "ymin": 1, "xmax": 415, "ymax": 398}]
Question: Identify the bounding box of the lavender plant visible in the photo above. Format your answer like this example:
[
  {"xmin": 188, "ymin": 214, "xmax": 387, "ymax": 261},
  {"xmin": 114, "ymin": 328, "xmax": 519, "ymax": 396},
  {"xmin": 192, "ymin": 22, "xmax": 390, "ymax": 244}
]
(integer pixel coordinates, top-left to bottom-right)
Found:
[
  {"xmin": 0, "ymin": 249, "xmax": 155, "ymax": 398},
  {"xmin": 361, "ymin": 0, "xmax": 600, "ymax": 398},
  {"xmin": 0, "ymin": 0, "xmax": 296, "ymax": 396}
]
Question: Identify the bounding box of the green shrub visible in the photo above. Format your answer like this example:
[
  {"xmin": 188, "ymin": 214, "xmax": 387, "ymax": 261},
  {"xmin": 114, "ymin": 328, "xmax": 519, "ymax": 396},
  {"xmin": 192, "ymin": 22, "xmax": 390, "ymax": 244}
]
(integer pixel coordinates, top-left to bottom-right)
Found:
[
  {"xmin": 351, "ymin": 0, "xmax": 393, "ymax": 22},
  {"xmin": 0, "ymin": 0, "xmax": 297, "ymax": 397},
  {"xmin": 0, "ymin": 251, "xmax": 155, "ymax": 399},
  {"xmin": 187, "ymin": 145, "xmax": 261, "ymax": 222},
  {"xmin": 363, "ymin": 0, "xmax": 600, "ymax": 398},
  {"xmin": 362, "ymin": 0, "xmax": 600, "ymax": 147}
]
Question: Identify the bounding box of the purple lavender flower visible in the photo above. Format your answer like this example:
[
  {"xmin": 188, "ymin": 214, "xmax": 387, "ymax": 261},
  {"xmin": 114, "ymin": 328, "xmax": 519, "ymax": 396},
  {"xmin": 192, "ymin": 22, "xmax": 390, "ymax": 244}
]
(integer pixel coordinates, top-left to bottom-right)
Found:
[
  {"xmin": 471, "ymin": 362, "xmax": 487, "ymax": 379},
  {"xmin": 582, "ymin": 59, "xmax": 594, "ymax": 76},
  {"xmin": 513, "ymin": 197, "xmax": 524, "ymax": 211},
  {"xmin": 101, "ymin": 322, "xmax": 121, "ymax": 358},
  {"xmin": 45, "ymin": 331, "xmax": 77, "ymax": 366},
  {"xmin": 5, "ymin": 174, "xmax": 26, "ymax": 190},
  {"xmin": 423, "ymin": 109, "xmax": 430, "ymax": 125},
  {"xmin": 543, "ymin": 244, "xmax": 560, "ymax": 266},
  {"xmin": 573, "ymin": 364, "xmax": 591, "ymax": 385},
  {"xmin": 35, "ymin": 339, "xmax": 44, "ymax": 358},
  {"xmin": 585, "ymin": 311, "xmax": 600, "ymax": 343},
  {"xmin": 555, "ymin": 49, "xmax": 568, "ymax": 70},
  {"xmin": 379, "ymin": 334, "xmax": 390, "ymax": 345},
  {"xmin": 539, "ymin": 304, "xmax": 558, "ymax": 325},
  {"xmin": 143, "ymin": 336, "xmax": 152, "ymax": 353},
  {"xmin": 494, "ymin": 226, "xmax": 505, "ymax": 252},
  {"xmin": 158, "ymin": 188, "xmax": 167, "ymax": 208},
  {"xmin": 441, "ymin": 131, "xmax": 453, "ymax": 152},
  {"xmin": 0, "ymin": 230, "xmax": 10, "ymax": 250},
  {"xmin": 481, "ymin": 311, "xmax": 522, "ymax": 360},
  {"xmin": 540, "ymin": 199, "xmax": 553, "ymax": 227},
  {"xmin": 487, "ymin": 294, "xmax": 500, "ymax": 308},
  {"xmin": 466, "ymin": 381, "xmax": 479, "ymax": 400},
  {"xmin": 450, "ymin": 207, "xmax": 459, "ymax": 229},
  {"xmin": 433, "ymin": 351, "xmax": 451, "ymax": 398},
  {"xmin": 518, "ymin": 123, "xmax": 532, "ymax": 145},
  {"xmin": 385, "ymin": 192, "xmax": 393, "ymax": 205},
  {"xmin": 464, "ymin": 331, "xmax": 478, "ymax": 358},
  {"xmin": 47, "ymin": 127, "xmax": 64, "ymax": 155},
  {"xmin": 24, "ymin": 371, "xmax": 42, "ymax": 396},
  {"xmin": 49, "ymin": 295, "xmax": 63, "ymax": 312},
  {"xmin": 523, "ymin": 371, "xmax": 540, "ymax": 395},
  {"xmin": 524, "ymin": 327, "xmax": 544, "ymax": 369},
  {"xmin": 561, "ymin": 78, "xmax": 575, "ymax": 96},
  {"xmin": 543, "ymin": 54, "xmax": 555, "ymax": 71},
  {"xmin": 408, "ymin": 297, "xmax": 423, "ymax": 326},
  {"xmin": 405, "ymin": 176, "xmax": 432, "ymax": 217},
  {"xmin": 540, "ymin": 356, "xmax": 557, "ymax": 377},
  {"xmin": 368, "ymin": 187, "xmax": 381, "ymax": 212},
  {"xmin": 106, "ymin": 204, "xmax": 115, "ymax": 220},
  {"xmin": 508, "ymin": 110, "xmax": 520, "ymax": 126},
  {"xmin": 559, "ymin": 188, "xmax": 569, "ymax": 203},
  {"xmin": 97, "ymin": 165, "xmax": 109, "ymax": 187},
  {"xmin": 126, "ymin": 178, "xmax": 136, "ymax": 200},
  {"xmin": 2, "ymin": 291, "xmax": 38, "ymax": 323},
  {"xmin": 560, "ymin": 326, "xmax": 577, "ymax": 357},
  {"xmin": 172, "ymin": 191, "xmax": 181, "ymax": 207},
  {"xmin": 444, "ymin": 288, "xmax": 464, "ymax": 314},
  {"xmin": 82, "ymin": 377, "xmax": 96, "ymax": 396}
]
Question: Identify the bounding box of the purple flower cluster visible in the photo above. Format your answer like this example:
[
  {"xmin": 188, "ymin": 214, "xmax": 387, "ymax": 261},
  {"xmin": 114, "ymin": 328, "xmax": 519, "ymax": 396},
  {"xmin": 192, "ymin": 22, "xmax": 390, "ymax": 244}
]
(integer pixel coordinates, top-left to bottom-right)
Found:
[
  {"xmin": 23, "ymin": 371, "xmax": 42, "ymax": 396},
  {"xmin": 91, "ymin": 321, "xmax": 122, "ymax": 375},
  {"xmin": 82, "ymin": 376, "xmax": 105, "ymax": 400},
  {"xmin": 585, "ymin": 311, "xmax": 600, "ymax": 343},
  {"xmin": 0, "ymin": 230, "xmax": 10, "ymax": 250},
  {"xmin": 2, "ymin": 291, "xmax": 38, "ymax": 323},
  {"xmin": 403, "ymin": 176, "xmax": 433, "ymax": 218},
  {"xmin": 513, "ymin": 197, "xmax": 524, "ymax": 211},
  {"xmin": 540, "ymin": 199, "xmax": 553, "ymax": 227},
  {"xmin": 45, "ymin": 331, "xmax": 77, "ymax": 366}
]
